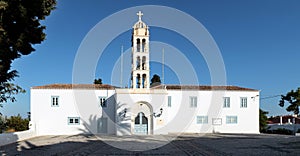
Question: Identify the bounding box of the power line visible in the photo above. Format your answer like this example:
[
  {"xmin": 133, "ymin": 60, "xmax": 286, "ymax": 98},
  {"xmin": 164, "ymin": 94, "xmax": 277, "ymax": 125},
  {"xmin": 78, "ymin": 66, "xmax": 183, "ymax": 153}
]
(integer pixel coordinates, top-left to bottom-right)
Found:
[{"xmin": 260, "ymin": 94, "xmax": 282, "ymax": 100}]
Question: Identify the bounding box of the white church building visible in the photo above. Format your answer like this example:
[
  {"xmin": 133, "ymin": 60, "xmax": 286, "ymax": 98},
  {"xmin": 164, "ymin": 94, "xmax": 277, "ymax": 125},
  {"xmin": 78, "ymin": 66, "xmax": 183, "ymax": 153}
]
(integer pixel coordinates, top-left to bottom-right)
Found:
[{"xmin": 30, "ymin": 12, "xmax": 260, "ymax": 136}]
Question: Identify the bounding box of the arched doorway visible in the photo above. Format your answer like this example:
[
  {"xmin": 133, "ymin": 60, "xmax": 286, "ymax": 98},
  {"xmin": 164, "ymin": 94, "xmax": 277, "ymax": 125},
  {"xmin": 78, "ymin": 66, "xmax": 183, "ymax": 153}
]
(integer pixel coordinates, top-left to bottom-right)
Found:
[
  {"xmin": 134, "ymin": 112, "xmax": 148, "ymax": 135},
  {"xmin": 131, "ymin": 101, "xmax": 153, "ymax": 135}
]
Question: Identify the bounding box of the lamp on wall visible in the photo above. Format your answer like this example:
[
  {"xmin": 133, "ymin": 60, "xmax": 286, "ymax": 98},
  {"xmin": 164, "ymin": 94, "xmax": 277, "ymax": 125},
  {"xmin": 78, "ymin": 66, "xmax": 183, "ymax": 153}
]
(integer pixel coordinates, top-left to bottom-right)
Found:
[
  {"xmin": 123, "ymin": 108, "xmax": 127, "ymax": 117},
  {"xmin": 251, "ymin": 95, "xmax": 259, "ymax": 99},
  {"xmin": 119, "ymin": 108, "xmax": 127, "ymax": 118},
  {"xmin": 153, "ymin": 108, "xmax": 163, "ymax": 118}
]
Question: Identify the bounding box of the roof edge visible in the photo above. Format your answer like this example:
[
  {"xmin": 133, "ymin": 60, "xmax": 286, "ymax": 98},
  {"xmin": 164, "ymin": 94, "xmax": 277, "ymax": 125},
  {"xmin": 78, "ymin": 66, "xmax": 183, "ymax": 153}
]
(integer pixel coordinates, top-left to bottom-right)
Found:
[
  {"xmin": 31, "ymin": 84, "xmax": 116, "ymax": 90},
  {"xmin": 151, "ymin": 84, "xmax": 258, "ymax": 91}
]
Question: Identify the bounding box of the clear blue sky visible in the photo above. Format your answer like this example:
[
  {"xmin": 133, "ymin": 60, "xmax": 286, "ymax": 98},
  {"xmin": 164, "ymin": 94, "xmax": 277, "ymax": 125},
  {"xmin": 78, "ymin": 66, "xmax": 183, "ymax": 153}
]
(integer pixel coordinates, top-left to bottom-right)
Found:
[{"xmin": 1, "ymin": 0, "xmax": 300, "ymax": 117}]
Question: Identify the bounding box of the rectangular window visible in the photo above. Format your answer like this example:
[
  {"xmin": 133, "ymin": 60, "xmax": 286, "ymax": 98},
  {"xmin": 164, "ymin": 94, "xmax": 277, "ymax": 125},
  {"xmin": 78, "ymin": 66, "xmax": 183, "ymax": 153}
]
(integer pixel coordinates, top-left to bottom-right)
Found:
[
  {"xmin": 223, "ymin": 97, "xmax": 230, "ymax": 108},
  {"xmin": 189, "ymin": 96, "xmax": 197, "ymax": 108},
  {"xmin": 68, "ymin": 117, "xmax": 80, "ymax": 125},
  {"xmin": 197, "ymin": 116, "xmax": 208, "ymax": 124},
  {"xmin": 168, "ymin": 96, "xmax": 172, "ymax": 107},
  {"xmin": 240, "ymin": 97, "xmax": 247, "ymax": 108},
  {"xmin": 99, "ymin": 96, "xmax": 107, "ymax": 107},
  {"xmin": 226, "ymin": 116, "xmax": 238, "ymax": 124},
  {"xmin": 51, "ymin": 96, "xmax": 59, "ymax": 107}
]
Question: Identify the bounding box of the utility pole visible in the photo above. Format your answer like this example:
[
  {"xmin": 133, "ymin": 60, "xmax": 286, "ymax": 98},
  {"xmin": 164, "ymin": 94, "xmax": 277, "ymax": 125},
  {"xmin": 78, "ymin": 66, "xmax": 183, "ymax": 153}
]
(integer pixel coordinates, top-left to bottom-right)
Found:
[
  {"xmin": 162, "ymin": 48, "xmax": 164, "ymax": 87},
  {"xmin": 120, "ymin": 45, "xmax": 124, "ymax": 88}
]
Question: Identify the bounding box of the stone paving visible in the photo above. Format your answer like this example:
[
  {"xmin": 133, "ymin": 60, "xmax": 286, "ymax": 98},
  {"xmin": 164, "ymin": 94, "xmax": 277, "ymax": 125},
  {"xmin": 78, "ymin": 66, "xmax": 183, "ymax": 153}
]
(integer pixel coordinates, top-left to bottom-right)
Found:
[{"xmin": 1, "ymin": 133, "xmax": 300, "ymax": 155}]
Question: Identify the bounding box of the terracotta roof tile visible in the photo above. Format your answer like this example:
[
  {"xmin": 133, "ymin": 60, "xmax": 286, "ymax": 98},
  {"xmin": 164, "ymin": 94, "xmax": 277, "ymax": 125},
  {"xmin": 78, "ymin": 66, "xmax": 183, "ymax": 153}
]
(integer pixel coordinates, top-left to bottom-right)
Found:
[
  {"xmin": 152, "ymin": 84, "xmax": 258, "ymax": 91},
  {"xmin": 32, "ymin": 84, "xmax": 257, "ymax": 91},
  {"xmin": 32, "ymin": 84, "xmax": 115, "ymax": 90}
]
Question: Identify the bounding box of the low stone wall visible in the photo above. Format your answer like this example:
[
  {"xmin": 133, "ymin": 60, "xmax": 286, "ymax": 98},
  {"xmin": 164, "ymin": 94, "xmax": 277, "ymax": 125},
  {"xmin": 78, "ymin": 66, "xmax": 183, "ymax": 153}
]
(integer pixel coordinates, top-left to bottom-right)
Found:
[
  {"xmin": 0, "ymin": 130, "xmax": 36, "ymax": 146},
  {"xmin": 268, "ymin": 124, "xmax": 300, "ymax": 131}
]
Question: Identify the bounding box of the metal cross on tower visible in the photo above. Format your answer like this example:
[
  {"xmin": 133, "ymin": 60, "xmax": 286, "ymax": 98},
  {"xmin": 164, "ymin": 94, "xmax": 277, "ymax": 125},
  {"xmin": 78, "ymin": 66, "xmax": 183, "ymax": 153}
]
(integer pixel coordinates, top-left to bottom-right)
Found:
[{"xmin": 137, "ymin": 11, "xmax": 143, "ymax": 21}]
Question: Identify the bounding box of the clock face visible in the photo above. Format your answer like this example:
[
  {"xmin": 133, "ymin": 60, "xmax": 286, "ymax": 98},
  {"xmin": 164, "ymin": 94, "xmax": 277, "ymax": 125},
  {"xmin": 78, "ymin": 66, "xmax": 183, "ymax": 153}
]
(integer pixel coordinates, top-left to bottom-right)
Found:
[{"xmin": 212, "ymin": 118, "xmax": 222, "ymax": 125}]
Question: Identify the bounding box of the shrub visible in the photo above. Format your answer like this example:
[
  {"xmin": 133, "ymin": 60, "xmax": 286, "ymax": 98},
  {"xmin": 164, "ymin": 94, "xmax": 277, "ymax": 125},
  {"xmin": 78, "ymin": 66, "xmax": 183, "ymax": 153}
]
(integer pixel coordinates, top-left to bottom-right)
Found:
[
  {"xmin": 0, "ymin": 117, "xmax": 5, "ymax": 133},
  {"xmin": 5, "ymin": 114, "xmax": 29, "ymax": 132}
]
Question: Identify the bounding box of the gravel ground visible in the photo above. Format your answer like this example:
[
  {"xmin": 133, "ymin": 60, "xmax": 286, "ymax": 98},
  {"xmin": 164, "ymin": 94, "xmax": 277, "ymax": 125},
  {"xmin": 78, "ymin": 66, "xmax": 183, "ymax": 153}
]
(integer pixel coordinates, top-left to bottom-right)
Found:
[{"xmin": 1, "ymin": 133, "xmax": 300, "ymax": 155}]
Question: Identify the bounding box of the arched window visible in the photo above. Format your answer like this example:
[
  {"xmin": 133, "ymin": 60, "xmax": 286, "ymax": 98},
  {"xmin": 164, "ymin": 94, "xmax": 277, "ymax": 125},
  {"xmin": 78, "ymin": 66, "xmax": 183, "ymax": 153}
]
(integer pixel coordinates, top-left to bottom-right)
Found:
[
  {"xmin": 136, "ymin": 74, "xmax": 140, "ymax": 88},
  {"xmin": 135, "ymin": 112, "xmax": 148, "ymax": 124},
  {"xmin": 136, "ymin": 56, "xmax": 140, "ymax": 70},
  {"xmin": 142, "ymin": 56, "xmax": 146, "ymax": 70},
  {"xmin": 142, "ymin": 39, "xmax": 146, "ymax": 52},
  {"xmin": 142, "ymin": 74, "xmax": 146, "ymax": 88},
  {"xmin": 136, "ymin": 38, "xmax": 140, "ymax": 52}
]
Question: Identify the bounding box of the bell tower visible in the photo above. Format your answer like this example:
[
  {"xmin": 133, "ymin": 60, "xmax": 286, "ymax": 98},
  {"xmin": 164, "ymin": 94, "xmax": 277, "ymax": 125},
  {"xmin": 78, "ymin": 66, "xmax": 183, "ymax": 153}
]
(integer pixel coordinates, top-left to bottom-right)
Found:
[{"xmin": 131, "ymin": 11, "xmax": 150, "ymax": 89}]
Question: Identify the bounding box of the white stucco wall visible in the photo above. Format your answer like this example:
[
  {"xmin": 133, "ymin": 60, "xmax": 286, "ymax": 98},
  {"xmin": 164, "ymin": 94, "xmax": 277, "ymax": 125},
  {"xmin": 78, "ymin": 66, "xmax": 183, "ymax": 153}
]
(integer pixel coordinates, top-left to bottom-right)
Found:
[
  {"xmin": 0, "ymin": 130, "xmax": 36, "ymax": 146},
  {"xmin": 31, "ymin": 87, "xmax": 259, "ymax": 136},
  {"xmin": 165, "ymin": 90, "xmax": 260, "ymax": 134},
  {"xmin": 30, "ymin": 88, "xmax": 116, "ymax": 136},
  {"xmin": 115, "ymin": 89, "xmax": 260, "ymax": 135}
]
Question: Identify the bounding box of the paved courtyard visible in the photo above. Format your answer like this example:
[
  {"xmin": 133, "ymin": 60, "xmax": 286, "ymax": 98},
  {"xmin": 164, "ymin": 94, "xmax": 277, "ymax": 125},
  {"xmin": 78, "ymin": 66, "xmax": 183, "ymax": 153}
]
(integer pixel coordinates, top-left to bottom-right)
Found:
[{"xmin": 1, "ymin": 133, "xmax": 300, "ymax": 155}]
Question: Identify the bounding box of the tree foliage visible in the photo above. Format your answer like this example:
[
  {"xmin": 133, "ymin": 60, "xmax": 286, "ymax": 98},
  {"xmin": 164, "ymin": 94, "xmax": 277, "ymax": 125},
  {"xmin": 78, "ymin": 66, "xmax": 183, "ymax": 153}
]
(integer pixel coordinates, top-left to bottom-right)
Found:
[
  {"xmin": 94, "ymin": 78, "xmax": 102, "ymax": 84},
  {"xmin": 150, "ymin": 74, "xmax": 161, "ymax": 87},
  {"xmin": 0, "ymin": 0, "xmax": 56, "ymax": 105},
  {"xmin": 0, "ymin": 82, "xmax": 25, "ymax": 105},
  {"xmin": 279, "ymin": 87, "xmax": 300, "ymax": 115},
  {"xmin": 0, "ymin": 115, "xmax": 5, "ymax": 133},
  {"xmin": 259, "ymin": 109, "xmax": 268, "ymax": 132},
  {"xmin": 5, "ymin": 114, "xmax": 29, "ymax": 132}
]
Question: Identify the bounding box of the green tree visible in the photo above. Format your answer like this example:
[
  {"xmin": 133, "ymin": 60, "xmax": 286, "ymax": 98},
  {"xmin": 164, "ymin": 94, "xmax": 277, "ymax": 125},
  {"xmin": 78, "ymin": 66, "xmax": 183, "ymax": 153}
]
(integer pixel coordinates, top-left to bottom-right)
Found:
[
  {"xmin": 94, "ymin": 78, "xmax": 102, "ymax": 84},
  {"xmin": 5, "ymin": 114, "xmax": 29, "ymax": 132},
  {"xmin": 0, "ymin": 83, "xmax": 25, "ymax": 106},
  {"xmin": 150, "ymin": 74, "xmax": 161, "ymax": 87},
  {"xmin": 0, "ymin": 0, "xmax": 56, "ymax": 105},
  {"xmin": 0, "ymin": 114, "xmax": 5, "ymax": 133},
  {"xmin": 259, "ymin": 109, "xmax": 268, "ymax": 132},
  {"xmin": 279, "ymin": 87, "xmax": 300, "ymax": 115}
]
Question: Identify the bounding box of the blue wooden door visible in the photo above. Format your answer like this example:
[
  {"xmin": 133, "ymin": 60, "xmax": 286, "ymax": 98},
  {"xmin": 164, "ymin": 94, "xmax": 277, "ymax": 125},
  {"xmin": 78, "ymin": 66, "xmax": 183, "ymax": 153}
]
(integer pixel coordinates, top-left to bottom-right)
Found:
[{"xmin": 134, "ymin": 112, "xmax": 148, "ymax": 135}]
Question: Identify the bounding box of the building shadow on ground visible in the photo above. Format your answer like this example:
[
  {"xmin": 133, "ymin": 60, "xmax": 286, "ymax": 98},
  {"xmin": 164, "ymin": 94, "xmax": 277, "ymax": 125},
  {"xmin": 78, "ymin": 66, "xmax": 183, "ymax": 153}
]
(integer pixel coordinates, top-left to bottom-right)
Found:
[
  {"xmin": 1, "ymin": 133, "xmax": 300, "ymax": 155},
  {"xmin": 0, "ymin": 134, "xmax": 177, "ymax": 155}
]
